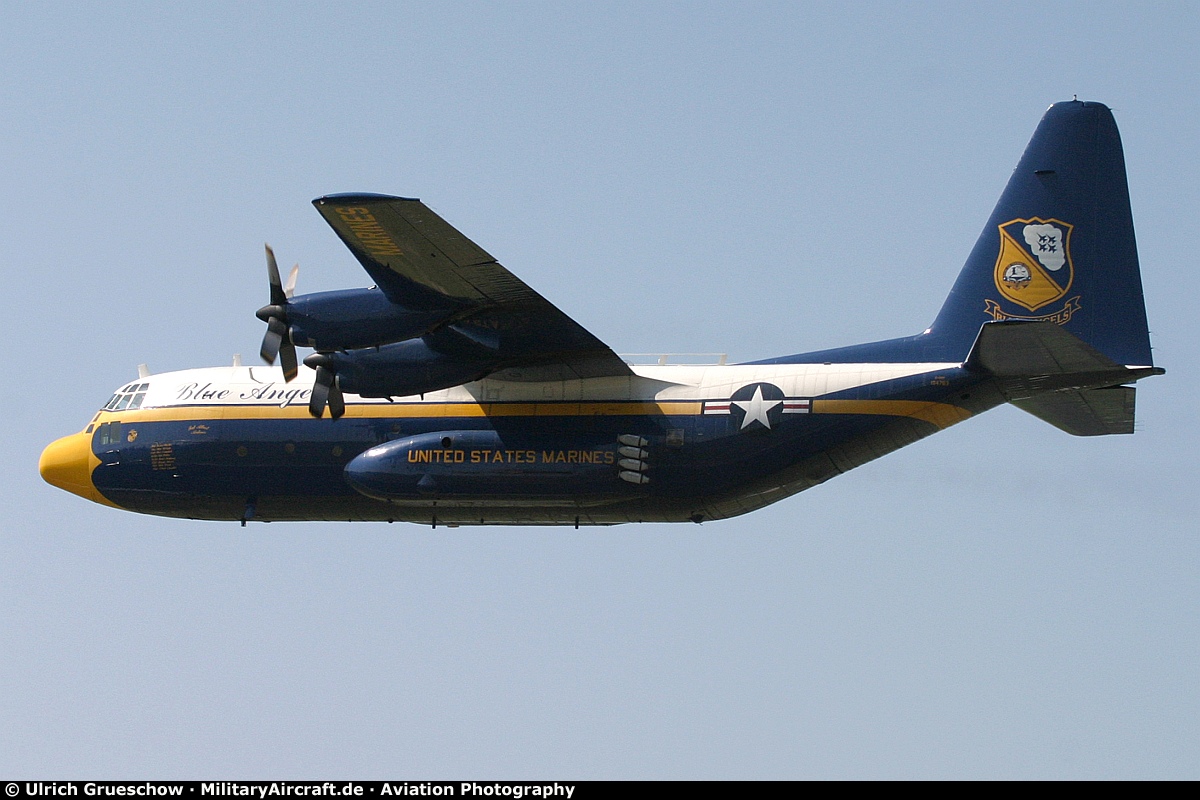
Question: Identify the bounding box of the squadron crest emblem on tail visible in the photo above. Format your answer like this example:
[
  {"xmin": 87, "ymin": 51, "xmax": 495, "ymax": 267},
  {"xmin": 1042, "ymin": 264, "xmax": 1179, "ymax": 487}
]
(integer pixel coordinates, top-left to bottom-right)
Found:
[{"xmin": 993, "ymin": 218, "xmax": 1075, "ymax": 311}]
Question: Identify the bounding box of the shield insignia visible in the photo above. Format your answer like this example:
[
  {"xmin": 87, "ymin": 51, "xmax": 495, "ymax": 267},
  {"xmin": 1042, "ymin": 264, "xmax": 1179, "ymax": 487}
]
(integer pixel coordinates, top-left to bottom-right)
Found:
[{"xmin": 993, "ymin": 218, "xmax": 1074, "ymax": 311}]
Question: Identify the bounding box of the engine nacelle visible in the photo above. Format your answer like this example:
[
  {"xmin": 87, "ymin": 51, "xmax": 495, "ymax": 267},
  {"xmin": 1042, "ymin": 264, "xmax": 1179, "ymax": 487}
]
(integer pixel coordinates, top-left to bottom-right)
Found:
[
  {"xmin": 324, "ymin": 338, "xmax": 498, "ymax": 398},
  {"xmin": 285, "ymin": 287, "xmax": 453, "ymax": 350},
  {"xmin": 344, "ymin": 430, "xmax": 626, "ymax": 501}
]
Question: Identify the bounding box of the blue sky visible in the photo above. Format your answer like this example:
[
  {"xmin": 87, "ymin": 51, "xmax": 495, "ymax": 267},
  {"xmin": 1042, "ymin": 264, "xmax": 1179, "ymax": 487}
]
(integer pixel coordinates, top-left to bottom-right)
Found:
[{"xmin": 2, "ymin": 1, "xmax": 1197, "ymax": 778}]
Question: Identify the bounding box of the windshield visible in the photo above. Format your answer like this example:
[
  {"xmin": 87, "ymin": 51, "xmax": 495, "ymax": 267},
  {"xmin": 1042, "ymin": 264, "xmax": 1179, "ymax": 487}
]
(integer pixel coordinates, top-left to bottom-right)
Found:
[{"xmin": 103, "ymin": 382, "xmax": 149, "ymax": 411}]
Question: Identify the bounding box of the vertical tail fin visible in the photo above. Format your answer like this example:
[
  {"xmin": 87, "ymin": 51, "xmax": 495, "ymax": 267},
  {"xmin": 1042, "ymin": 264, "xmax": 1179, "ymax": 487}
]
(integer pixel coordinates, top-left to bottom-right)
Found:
[{"xmin": 929, "ymin": 100, "xmax": 1154, "ymax": 367}]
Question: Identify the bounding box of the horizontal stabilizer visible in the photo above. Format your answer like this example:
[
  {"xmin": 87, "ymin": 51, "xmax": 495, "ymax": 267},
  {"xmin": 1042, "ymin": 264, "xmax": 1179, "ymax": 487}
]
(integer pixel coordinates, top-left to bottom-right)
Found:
[
  {"xmin": 969, "ymin": 319, "xmax": 1119, "ymax": 375},
  {"xmin": 966, "ymin": 320, "xmax": 1162, "ymax": 436},
  {"xmin": 1012, "ymin": 386, "xmax": 1136, "ymax": 436},
  {"xmin": 966, "ymin": 320, "xmax": 1161, "ymax": 400}
]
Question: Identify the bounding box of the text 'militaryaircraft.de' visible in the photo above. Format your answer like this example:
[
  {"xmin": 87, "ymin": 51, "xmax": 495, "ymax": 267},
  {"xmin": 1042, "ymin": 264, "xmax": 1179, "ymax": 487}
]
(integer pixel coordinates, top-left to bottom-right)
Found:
[{"xmin": 41, "ymin": 100, "xmax": 1163, "ymax": 526}]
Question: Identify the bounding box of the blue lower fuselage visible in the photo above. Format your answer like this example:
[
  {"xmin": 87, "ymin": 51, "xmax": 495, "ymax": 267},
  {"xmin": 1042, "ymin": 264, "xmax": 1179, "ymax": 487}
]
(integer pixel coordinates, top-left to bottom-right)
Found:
[{"xmin": 69, "ymin": 364, "xmax": 996, "ymax": 525}]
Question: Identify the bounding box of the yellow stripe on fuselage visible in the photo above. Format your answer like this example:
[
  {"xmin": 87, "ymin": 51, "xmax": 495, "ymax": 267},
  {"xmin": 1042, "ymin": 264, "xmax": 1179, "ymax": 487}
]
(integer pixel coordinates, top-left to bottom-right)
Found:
[
  {"xmin": 811, "ymin": 399, "xmax": 971, "ymax": 429},
  {"xmin": 91, "ymin": 399, "xmax": 968, "ymax": 429}
]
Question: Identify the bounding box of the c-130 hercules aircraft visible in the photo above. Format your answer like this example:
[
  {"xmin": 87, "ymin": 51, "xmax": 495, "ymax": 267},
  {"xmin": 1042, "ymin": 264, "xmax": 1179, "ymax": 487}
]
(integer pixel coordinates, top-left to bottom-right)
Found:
[{"xmin": 40, "ymin": 100, "xmax": 1162, "ymax": 526}]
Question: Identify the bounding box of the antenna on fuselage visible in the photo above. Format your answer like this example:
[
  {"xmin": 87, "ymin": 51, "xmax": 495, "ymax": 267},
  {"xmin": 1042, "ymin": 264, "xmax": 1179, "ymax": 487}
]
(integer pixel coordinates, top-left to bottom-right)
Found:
[{"xmin": 137, "ymin": 364, "xmax": 150, "ymax": 379}]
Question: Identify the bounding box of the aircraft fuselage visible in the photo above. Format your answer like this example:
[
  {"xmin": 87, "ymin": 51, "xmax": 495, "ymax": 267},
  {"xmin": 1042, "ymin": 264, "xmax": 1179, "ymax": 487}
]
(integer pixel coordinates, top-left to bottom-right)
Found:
[{"xmin": 45, "ymin": 361, "xmax": 998, "ymax": 526}]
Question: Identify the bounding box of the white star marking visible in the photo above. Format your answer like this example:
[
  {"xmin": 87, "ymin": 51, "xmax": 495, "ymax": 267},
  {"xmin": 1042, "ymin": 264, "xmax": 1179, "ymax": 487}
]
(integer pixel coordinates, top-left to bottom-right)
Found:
[{"xmin": 732, "ymin": 385, "xmax": 782, "ymax": 430}]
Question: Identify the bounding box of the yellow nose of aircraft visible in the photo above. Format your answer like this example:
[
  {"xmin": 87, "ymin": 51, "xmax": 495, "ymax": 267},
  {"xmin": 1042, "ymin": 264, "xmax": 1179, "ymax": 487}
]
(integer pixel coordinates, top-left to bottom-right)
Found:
[{"xmin": 39, "ymin": 432, "xmax": 113, "ymax": 506}]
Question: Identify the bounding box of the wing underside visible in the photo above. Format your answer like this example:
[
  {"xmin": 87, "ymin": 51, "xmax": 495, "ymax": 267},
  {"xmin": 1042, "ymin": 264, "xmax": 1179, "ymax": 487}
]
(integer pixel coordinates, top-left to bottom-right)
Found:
[{"xmin": 313, "ymin": 193, "xmax": 631, "ymax": 381}]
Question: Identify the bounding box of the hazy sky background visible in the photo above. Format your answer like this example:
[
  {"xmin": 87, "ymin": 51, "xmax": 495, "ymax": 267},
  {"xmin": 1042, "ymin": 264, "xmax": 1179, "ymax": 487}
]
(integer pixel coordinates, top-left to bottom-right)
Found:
[{"xmin": 2, "ymin": 1, "xmax": 1197, "ymax": 779}]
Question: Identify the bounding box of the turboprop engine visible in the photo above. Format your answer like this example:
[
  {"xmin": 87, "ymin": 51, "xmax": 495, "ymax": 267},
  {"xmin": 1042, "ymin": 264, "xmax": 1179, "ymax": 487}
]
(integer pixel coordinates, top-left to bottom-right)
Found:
[
  {"xmin": 282, "ymin": 288, "xmax": 452, "ymax": 352},
  {"xmin": 305, "ymin": 337, "xmax": 497, "ymax": 403},
  {"xmin": 256, "ymin": 244, "xmax": 456, "ymax": 383},
  {"xmin": 303, "ymin": 320, "xmax": 511, "ymax": 418}
]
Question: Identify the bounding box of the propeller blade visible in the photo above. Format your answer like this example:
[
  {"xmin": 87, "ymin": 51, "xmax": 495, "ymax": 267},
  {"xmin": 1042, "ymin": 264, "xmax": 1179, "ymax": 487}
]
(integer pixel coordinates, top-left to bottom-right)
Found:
[
  {"xmin": 260, "ymin": 247, "xmax": 296, "ymax": 367},
  {"xmin": 279, "ymin": 339, "xmax": 298, "ymax": 382},
  {"xmin": 260, "ymin": 316, "xmax": 287, "ymax": 364},
  {"xmin": 265, "ymin": 244, "xmax": 288, "ymax": 307},
  {"xmin": 328, "ymin": 377, "xmax": 345, "ymax": 420},
  {"xmin": 284, "ymin": 264, "xmax": 299, "ymax": 299},
  {"xmin": 309, "ymin": 366, "xmax": 331, "ymax": 418}
]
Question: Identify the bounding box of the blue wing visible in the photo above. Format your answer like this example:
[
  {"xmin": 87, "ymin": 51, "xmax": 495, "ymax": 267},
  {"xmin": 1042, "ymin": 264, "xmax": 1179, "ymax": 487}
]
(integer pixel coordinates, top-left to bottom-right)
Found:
[{"xmin": 313, "ymin": 193, "xmax": 632, "ymax": 380}]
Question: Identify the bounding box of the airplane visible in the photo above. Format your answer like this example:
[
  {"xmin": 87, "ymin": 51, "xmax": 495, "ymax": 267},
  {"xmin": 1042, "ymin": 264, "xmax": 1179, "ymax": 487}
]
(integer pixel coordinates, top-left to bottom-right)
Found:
[{"xmin": 39, "ymin": 100, "xmax": 1163, "ymax": 527}]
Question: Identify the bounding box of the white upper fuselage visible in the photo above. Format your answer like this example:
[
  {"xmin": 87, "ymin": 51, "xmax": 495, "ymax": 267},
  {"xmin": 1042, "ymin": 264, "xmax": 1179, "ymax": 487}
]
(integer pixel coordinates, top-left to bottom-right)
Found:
[{"xmin": 107, "ymin": 361, "xmax": 962, "ymax": 415}]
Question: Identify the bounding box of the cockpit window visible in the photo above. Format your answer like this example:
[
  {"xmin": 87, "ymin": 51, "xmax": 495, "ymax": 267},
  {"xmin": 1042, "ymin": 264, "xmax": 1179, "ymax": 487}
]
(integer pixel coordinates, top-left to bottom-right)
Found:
[
  {"xmin": 104, "ymin": 383, "xmax": 150, "ymax": 411},
  {"xmin": 94, "ymin": 421, "xmax": 123, "ymax": 447}
]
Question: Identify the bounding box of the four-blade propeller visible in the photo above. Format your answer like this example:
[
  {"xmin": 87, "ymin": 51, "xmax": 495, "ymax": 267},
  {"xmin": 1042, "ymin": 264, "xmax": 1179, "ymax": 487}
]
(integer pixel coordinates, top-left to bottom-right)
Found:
[
  {"xmin": 304, "ymin": 353, "xmax": 345, "ymax": 420},
  {"xmin": 256, "ymin": 244, "xmax": 342, "ymax": 419},
  {"xmin": 256, "ymin": 244, "xmax": 300, "ymax": 382}
]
